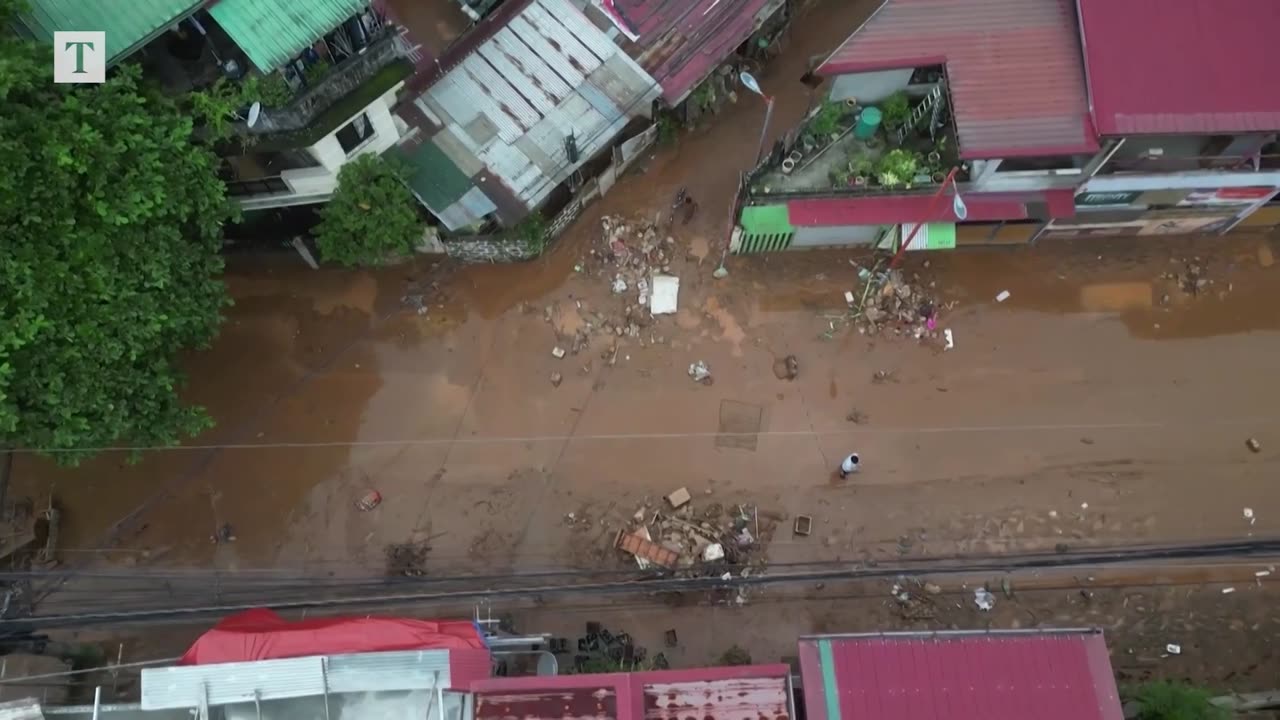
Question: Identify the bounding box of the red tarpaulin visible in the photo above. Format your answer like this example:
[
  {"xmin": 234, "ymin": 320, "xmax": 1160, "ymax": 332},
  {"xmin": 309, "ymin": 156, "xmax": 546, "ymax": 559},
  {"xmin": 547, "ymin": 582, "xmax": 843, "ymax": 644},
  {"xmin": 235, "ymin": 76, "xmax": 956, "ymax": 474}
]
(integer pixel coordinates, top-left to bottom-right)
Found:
[{"xmin": 180, "ymin": 609, "xmax": 488, "ymax": 665}]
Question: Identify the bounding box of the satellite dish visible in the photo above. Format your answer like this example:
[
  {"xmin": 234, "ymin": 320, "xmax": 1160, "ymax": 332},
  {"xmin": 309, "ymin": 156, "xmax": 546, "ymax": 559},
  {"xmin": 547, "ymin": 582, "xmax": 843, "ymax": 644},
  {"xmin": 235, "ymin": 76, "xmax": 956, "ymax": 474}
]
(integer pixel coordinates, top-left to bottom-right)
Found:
[
  {"xmin": 952, "ymin": 193, "xmax": 969, "ymax": 221},
  {"xmin": 246, "ymin": 101, "xmax": 262, "ymax": 128},
  {"xmin": 739, "ymin": 71, "xmax": 763, "ymax": 97}
]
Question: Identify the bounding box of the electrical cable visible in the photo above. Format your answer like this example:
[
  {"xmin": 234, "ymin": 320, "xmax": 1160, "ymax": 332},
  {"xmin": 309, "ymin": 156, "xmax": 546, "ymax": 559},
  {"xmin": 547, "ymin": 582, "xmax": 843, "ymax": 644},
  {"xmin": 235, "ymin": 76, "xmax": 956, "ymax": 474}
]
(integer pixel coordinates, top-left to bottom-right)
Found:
[{"xmin": 9, "ymin": 536, "xmax": 1280, "ymax": 630}]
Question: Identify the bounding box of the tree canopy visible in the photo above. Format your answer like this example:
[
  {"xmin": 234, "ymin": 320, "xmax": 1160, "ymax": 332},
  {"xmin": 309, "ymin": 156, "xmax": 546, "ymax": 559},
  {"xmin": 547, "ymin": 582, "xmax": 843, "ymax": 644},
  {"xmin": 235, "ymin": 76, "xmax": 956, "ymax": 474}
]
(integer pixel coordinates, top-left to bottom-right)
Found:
[
  {"xmin": 314, "ymin": 154, "xmax": 422, "ymax": 266},
  {"xmin": 0, "ymin": 19, "xmax": 232, "ymax": 463}
]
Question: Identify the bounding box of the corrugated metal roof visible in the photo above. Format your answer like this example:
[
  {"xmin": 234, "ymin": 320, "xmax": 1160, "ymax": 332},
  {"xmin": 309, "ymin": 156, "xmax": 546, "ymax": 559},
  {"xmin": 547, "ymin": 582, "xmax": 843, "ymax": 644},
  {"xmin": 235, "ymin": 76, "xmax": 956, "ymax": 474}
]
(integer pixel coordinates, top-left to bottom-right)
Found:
[
  {"xmin": 1076, "ymin": 0, "xmax": 1280, "ymax": 136},
  {"xmin": 209, "ymin": 0, "xmax": 368, "ymax": 72},
  {"xmin": 818, "ymin": 0, "xmax": 1099, "ymax": 160},
  {"xmin": 142, "ymin": 656, "xmax": 326, "ymax": 709},
  {"xmin": 404, "ymin": 135, "xmax": 477, "ymax": 212},
  {"xmin": 327, "ymin": 650, "xmax": 451, "ymax": 692},
  {"xmin": 418, "ymin": 0, "xmax": 660, "ymax": 213},
  {"xmin": 798, "ymin": 631, "xmax": 1122, "ymax": 720},
  {"xmin": 0, "ymin": 698, "xmax": 42, "ymax": 720},
  {"xmin": 600, "ymin": 0, "xmax": 774, "ymax": 105},
  {"xmin": 15, "ymin": 0, "xmax": 201, "ymax": 63},
  {"xmin": 142, "ymin": 649, "xmax": 466, "ymax": 711},
  {"xmin": 785, "ymin": 190, "xmax": 1076, "ymax": 227},
  {"xmin": 472, "ymin": 664, "xmax": 791, "ymax": 720}
]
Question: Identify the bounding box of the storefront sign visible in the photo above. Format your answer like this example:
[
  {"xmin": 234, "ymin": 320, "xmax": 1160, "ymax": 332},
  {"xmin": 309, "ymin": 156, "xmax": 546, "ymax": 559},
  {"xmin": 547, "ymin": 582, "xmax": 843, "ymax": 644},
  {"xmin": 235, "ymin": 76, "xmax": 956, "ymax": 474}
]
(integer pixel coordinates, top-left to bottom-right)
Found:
[{"xmin": 1076, "ymin": 191, "xmax": 1141, "ymax": 206}]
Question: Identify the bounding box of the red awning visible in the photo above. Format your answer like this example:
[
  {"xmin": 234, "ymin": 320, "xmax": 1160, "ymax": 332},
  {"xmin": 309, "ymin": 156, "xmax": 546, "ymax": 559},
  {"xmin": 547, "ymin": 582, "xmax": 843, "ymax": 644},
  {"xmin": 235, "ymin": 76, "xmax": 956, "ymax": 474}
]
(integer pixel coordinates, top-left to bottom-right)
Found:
[
  {"xmin": 787, "ymin": 190, "xmax": 1074, "ymax": 227},
  {"xmin": 1076, "ymin": 0, "xmax": 1280, "ymax": 136},
  {"xmin": 180, "ymin": 609, "xmax": 488, "ymax": 665}
]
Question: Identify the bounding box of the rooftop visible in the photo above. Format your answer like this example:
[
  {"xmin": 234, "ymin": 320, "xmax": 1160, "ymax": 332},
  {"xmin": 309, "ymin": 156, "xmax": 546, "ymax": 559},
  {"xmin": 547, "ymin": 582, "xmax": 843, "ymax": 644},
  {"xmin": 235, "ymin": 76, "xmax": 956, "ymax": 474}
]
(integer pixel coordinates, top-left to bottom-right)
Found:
[
  {"xmin": 597, "ymin": 0, "xmax": 775, "ymax": 105},
  {"xmin": 207, "ymin": 0, "xmax": 370, "ymax": 73},
  {"xmin": 13, "ymin": 0, "xmax": 201, "ymax": 64},
  {"xmin": 472, "ymin": 664, "xmax": 792, "ymax": 720},
  {"xmin": 818, "ymin": 0, "xmax": 1099, "ymax": 160},
  {"xmin": 799, "ymin": 630, "xmax": 1122, "ymax": 720},
  {"xmin": 1076, "ymin": 0, "xmax": 1280, "ymax": 136}
]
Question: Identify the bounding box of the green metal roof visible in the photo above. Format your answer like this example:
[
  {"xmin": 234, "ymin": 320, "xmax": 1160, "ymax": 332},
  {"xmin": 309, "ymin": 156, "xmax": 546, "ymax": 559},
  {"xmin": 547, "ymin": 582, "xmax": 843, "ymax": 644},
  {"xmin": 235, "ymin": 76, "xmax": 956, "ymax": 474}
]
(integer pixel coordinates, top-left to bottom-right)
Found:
[
  {"xmin": 404, "ymin": 139, "xmax": 474, "ymax": 212},
  {"xmin": 740, "ymin": 204, "xmax": 794, "ymax": 235},
  {"xmin": 208, "ymin": 0, "xmax": 368, "ymax": 73},
  {"xmin": 17, "ymin": 0, "xmax": 202, "ymax": 64}
]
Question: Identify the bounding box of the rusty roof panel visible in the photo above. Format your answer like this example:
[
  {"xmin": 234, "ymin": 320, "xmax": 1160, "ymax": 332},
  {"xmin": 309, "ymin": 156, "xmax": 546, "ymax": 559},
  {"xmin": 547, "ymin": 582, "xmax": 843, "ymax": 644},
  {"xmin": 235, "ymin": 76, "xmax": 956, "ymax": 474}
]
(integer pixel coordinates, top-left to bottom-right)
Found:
[
  {"xmin": 644, "ymin": 675, "xmax": 789, "ymax": 720},
  {"xmin": 476, "ymin": 686, "xmax": 619, "ymax": 720}
]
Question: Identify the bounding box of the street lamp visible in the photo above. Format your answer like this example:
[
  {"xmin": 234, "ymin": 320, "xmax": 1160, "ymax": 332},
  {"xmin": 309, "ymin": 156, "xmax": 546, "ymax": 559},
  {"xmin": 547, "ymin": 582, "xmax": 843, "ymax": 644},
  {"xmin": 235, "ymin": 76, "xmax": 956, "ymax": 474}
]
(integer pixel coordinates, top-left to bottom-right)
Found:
[
  {"xmin": 888, "ymin": 166, "xmax": 967, "ymax": 268},
  {"xmin": 739, "ymin": 71, "xmax": 775, "ymax": 166}
]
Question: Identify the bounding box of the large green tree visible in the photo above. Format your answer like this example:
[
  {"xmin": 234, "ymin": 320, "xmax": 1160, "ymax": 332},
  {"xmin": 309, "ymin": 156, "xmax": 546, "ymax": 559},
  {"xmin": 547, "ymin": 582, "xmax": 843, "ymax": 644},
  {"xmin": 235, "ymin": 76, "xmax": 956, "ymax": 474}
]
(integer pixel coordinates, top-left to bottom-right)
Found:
[{"xmin": 0, "ymin": 17, "xmax": 232, "ymax": 463}]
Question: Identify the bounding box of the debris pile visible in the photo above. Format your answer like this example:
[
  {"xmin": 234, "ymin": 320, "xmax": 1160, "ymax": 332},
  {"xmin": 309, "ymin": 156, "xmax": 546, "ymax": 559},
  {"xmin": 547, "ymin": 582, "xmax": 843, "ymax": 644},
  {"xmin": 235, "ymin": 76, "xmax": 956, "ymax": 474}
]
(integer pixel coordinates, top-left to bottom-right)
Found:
[
  {"xmin": 828, "ymin": 264, "xmax": 953, "ymax": 345},
  {"xmin": 554, "ymin": 621, "xmax": 669, "ymax": 673},
  {"xmin": 614, "ymin": 488, "xmax": 777, "ymax": 580}
]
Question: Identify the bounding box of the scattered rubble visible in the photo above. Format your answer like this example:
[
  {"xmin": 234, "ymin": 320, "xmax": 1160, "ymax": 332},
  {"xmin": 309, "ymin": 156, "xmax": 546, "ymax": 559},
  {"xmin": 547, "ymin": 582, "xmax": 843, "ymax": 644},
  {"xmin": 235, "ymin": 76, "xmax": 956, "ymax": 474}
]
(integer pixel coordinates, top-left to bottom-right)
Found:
[
  {"xmin": 826, "ymin": 266, "xmax": 953, "ymax": 347},
  {"xmin": 772, "ymin": 355, "xmax": 799, "ymax": 380},
  {"xmin": 385, "ymin": 541, "xmax": 429, "ymax": 577},
  {"xmin": 551, "ymin": 346, "xmax": 567, "ymax": 359},
  {"xmin": 846, "ymin": 408, "xmax": 870, "ymax": 424},
  {"xmin": 549, "ymin": 372, "xmax": 563, "ymax": 387},
  {"xmin": 793, "ymin": 515, "xmax": 812, "ymax": 537},
  {"xmin": 974, "ymin": 587, "xmax": 996, "ymax": 611},
  {"xmin": 356, "ymin": 490, "xmax": 382, "ymax": 511},
  {"xmin": 688, "ymin": 360, "xmax": 712, "ymax": 384},
  {"xmin": 560, "ymin": 621, "xmax": 668, "ymax": 672},
  {"xmin": 615, "ymin": 495, "xmax": 777, "ymax": 578},
  {"xmin": 1247, "ymin": 437, "xmax": 1261, "ymax": 453}
]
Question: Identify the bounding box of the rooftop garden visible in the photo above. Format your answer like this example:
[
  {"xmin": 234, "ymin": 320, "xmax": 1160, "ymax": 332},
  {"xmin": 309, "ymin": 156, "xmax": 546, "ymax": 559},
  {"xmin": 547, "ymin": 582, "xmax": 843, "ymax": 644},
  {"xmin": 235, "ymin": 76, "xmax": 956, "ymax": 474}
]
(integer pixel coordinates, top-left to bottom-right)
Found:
[{"xmin": 750, "ymin": 87, "xmax": 966, "ymax": 198}]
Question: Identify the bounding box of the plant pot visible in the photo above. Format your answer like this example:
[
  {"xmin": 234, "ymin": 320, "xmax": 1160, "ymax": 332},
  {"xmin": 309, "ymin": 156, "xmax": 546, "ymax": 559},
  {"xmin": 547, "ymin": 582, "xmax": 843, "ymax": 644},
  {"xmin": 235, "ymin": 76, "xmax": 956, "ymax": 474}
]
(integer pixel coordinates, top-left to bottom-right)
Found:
[
  {"xmin": 932, "ymin": 171, "xmax": 945, "ymax": 183},
  {"xmin": 844, "ymin": 98, "xmax": 858, "ymax": 108},
  {"xmin": 927, "ymin": 151, "xmax": 941, "ymax": 163},
  {"xmin": 788, "ymin": 150, "xmax": 803, "ymax": 163},
  {"xmin": 854, "ymin": 176, "xmax": 867, "ymax": 187},
  {"xmin": 781, "ymin": 158, "xmax": 797, "ymax": 174}
]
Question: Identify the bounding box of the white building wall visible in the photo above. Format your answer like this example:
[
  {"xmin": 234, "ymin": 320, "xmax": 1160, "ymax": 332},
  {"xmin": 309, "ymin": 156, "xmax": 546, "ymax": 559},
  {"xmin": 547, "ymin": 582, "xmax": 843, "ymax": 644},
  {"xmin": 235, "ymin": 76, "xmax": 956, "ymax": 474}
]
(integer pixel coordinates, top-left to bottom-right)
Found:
[{"xmin": 237, "ymin": 83, "xmax": 406, "ymax": 211}]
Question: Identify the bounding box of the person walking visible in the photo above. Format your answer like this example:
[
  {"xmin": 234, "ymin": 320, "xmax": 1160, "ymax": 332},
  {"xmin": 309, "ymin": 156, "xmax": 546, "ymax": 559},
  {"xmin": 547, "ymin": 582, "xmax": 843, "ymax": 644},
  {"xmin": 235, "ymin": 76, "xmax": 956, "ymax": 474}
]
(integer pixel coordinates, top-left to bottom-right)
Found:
[{"xmin": 838, "ymin": 452, "xmax": 860, "ymax": 478}]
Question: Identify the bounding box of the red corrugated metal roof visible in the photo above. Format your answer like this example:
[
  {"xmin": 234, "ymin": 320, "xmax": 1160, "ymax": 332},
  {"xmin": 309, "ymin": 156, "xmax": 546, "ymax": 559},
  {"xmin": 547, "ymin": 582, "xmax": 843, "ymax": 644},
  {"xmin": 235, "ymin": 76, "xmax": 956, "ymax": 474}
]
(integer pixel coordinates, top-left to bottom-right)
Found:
[
  {"xmin": 1076, "ymin": 0, "xmax": 1280, "ymax": 136},
  {"xmin": 799, "ymin": 631, "xmax": 1122, "ymax": 720},
  {"xmin": 786, "ymin": 189, "xmax": 1075, "ymax": 226},
  {"xmin": 448, "ymin": 647, "xmax": 495, "ymax": 690},
  {"xmin": 601, "ymin": 0, "xmax": 773, "ymax": 104},
  {"xmin": 817, "ymin": 0, "xmax": 1099, "ymax": 159},
  {"xmin": 473, "ymin": 664, "xmax": 791, "ymax": 720}
]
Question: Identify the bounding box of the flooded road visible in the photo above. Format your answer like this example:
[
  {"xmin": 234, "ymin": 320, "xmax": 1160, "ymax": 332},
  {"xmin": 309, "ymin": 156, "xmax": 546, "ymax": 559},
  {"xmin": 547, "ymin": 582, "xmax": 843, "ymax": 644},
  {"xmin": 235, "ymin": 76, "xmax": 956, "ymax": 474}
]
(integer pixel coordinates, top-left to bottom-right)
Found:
[{"xmin": 9, "ymin": 1, "xmax": 1280, "ymax": 686}]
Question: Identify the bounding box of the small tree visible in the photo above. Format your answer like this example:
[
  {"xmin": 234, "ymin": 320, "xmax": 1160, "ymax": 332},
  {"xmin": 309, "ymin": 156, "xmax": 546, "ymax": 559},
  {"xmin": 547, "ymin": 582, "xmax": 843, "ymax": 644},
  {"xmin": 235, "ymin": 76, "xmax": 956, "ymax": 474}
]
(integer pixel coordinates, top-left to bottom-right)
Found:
[{"xmin": 314, "ymin": 154, "xmax": 422, "ymax": 266}]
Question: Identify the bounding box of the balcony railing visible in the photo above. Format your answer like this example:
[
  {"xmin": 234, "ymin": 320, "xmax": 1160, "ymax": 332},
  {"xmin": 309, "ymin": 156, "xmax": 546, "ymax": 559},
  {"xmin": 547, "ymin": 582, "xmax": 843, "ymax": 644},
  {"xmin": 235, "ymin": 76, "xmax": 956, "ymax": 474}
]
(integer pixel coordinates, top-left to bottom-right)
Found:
[{"xmin": 242, "ymin": 29, "xmax": 404, "ymax": 135}]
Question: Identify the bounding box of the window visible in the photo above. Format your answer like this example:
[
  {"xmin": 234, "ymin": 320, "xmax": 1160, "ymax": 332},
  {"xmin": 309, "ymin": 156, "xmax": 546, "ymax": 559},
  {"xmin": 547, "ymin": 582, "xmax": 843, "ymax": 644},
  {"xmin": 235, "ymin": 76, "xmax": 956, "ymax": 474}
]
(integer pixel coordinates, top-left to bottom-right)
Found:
[
  {"xmin": 335, "ymin": 112, "xmax": 373, "ymax": 154},
  {"xmin": 995, "ymin": 155, "xmax": 1088, "ymax": 173}
]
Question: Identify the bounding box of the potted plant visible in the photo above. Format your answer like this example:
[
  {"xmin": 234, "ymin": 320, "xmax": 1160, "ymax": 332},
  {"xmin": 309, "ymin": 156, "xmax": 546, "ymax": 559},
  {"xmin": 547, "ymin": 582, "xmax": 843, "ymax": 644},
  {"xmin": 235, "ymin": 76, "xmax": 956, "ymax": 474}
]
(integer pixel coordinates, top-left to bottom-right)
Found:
[
  {"xmin": 880, "ymin": 91, "xmax": 911, "ymax": 130},
  {"xmin": 927, "ymin": 150, "xmax": 942, "ymax": 164},
  {"xmin": 875, "ymin": 149, "xmax": 919, "ymax": 189},
  {"xmin": 851, "ymin": 156, "xmax": 875, "ymax": 187}
]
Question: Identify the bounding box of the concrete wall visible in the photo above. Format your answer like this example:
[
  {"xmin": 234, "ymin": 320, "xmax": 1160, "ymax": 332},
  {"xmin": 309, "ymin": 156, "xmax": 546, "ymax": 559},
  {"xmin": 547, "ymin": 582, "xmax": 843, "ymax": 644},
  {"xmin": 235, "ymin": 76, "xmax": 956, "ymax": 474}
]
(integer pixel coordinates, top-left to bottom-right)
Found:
[
  {"xmin": 829, "ymin": 69, "xmax": 912, "ymax": 103},
  {"xmin": 791, "ymin": 224, "xmax": 883, "ymax": 247},
  {"xmin": 442, "ymin": 236, "xmax": 541, "ymax": 263}
]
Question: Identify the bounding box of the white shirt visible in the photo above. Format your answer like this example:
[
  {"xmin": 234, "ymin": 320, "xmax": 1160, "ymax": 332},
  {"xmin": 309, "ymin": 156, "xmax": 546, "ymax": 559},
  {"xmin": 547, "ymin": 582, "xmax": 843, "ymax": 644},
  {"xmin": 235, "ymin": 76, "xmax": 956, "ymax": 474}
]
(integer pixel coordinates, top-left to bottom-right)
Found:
[{"xmin": 841, "ymin": 453, "xmax": 860, "ymax": 473}]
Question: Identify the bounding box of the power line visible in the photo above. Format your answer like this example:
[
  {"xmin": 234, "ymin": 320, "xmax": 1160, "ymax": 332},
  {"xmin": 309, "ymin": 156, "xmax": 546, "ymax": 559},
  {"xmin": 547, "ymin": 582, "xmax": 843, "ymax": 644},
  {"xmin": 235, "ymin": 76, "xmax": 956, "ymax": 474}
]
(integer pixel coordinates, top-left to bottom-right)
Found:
[
  {"xmin": 10, "ymin": 537, "xmax": 1280, "ymax": 630},
  {"xmin": 8, "ymin": 416, "xmax": 1276, "ymax": 455}
]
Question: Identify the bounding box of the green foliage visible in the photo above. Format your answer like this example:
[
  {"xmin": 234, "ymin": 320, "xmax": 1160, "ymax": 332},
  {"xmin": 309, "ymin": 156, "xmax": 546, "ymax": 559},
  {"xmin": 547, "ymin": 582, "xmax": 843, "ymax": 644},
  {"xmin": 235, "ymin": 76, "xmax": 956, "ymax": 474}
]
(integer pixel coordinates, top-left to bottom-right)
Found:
[
  {"xmin": 1133, "ymin": 682, "xmax": 1227, "ymax": 720},
  {"xmin": 809, "ymin": 99, "xmax": 845, "ymax": 137},
  {"xmin": 829, "ymin": 168, "xmax": 851, "ymax": 187},
  {"xmin": 851, "ymin": 154, "xmax": 876, "ymax": 178},
  {"xmin": 243, "ymin": 72, "xmax": 293, "ymax": 108},
  {"xmin": 876, "ymin": 148, "xmax": 920, "ymax": 188},
  {"xmin": 514, "ymin": 212, "xmax": 550, "ymax": 256},
  {"xmin": 880, "ymin": 91, "xmax": 911, "ymax": 129},
  {"xmin": 187, "ymin": 77, "xmax": 245, "ymax": 140},
  {"xmin": 303, "ymin": 60, "xmax": 331, "ymax": 87},
  {"xmin": 314, "ymin": 154, "xmax": 422, "ymax": 266},
  {"xmin": 656, "ymin": 112, "xmax": 679, "ymax": 145},
  {"xmin": 0, "ymin": 45, "xmax": 232, "ymax": 462},
  {"xmin": 690, "ymin": 82, "xmax": 717, "ymax": 113},
  {"xmin": 717, "ymin": 645, "xmax": 753, "ymax": 666}
]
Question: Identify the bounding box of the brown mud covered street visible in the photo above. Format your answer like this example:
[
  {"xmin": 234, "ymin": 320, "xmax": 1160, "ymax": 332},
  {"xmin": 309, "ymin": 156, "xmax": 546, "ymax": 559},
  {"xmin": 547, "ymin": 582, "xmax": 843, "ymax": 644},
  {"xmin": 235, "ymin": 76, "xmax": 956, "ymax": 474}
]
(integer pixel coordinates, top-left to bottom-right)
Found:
[{"xmin": 11, "ymin": 0, "xmax": 1280, "ymax": 691}]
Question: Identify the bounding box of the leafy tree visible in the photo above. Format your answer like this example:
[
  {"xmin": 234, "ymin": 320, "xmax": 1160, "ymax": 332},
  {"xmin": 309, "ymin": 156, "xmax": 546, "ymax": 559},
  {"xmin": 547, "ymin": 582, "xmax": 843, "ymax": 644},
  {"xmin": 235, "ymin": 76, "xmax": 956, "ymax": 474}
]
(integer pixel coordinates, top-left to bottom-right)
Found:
[
  {"xmin": 0, "ymin": 19, "xmax": 232, "ymax": 463},
  {"xmin": 314, "ymin": 154, "xmax": 422, "ymax": 266}
]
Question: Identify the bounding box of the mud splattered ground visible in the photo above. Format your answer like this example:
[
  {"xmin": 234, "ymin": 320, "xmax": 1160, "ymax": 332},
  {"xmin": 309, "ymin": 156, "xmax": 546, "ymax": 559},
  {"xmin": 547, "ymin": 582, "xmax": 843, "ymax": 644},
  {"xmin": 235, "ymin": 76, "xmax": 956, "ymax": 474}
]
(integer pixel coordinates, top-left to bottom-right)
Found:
[{"xmin": 10, "ymin": 0, "xmax": 1280, "ymax": 691}]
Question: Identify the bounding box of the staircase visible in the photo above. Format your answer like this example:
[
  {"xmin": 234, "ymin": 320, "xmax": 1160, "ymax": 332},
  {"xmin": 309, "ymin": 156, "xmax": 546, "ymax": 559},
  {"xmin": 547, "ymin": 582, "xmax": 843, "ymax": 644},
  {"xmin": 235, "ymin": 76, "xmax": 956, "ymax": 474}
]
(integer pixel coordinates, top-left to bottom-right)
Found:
[{"xmin": 896, "ymin": 84, "xmax": 945, "ymax": 144}]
